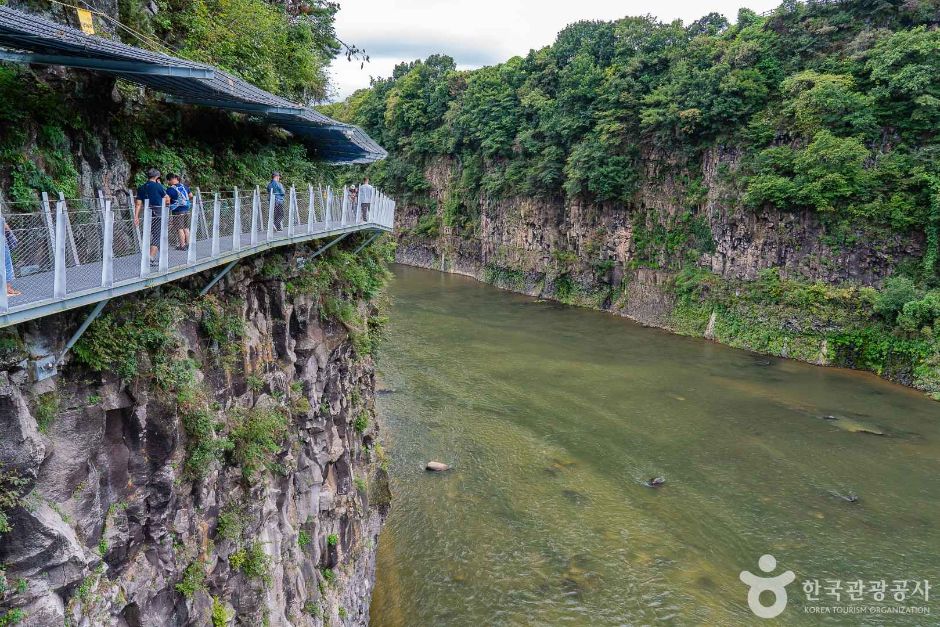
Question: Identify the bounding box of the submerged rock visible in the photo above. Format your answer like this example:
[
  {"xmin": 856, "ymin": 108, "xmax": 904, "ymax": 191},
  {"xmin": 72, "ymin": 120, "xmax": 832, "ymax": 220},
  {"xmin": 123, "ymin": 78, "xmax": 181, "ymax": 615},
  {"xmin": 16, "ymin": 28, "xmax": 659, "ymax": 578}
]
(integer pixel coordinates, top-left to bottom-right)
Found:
[
  {"xmin": 644, "ymin": 477, "xmax": 666, "ymax": 488},
  {"xmin": 820, "ymin": 415, "xmax": 885, "ymax": 436},
  {"xmin": 829, "ymin": 490, "xmax": 860, "ymax": 503},
  {"xmin": 426, "ymin": 461, "xmax": 450, "ymax": 471}
]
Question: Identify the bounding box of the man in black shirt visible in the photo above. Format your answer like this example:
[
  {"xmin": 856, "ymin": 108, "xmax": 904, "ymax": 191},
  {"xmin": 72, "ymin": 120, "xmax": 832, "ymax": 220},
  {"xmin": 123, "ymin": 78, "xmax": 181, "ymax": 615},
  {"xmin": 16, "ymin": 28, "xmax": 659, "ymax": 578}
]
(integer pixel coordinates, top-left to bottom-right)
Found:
[{"xmin": 134, "ymin": 168, "xmax": 170, "ymax": 264}]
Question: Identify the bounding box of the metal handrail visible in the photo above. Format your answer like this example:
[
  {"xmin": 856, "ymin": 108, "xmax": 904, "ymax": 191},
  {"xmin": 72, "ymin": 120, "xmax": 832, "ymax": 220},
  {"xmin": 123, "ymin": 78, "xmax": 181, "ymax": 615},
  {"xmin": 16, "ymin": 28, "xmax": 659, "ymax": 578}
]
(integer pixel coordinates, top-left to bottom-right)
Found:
[{"xmin": 0, "ymin": 183, "xmax": 396, "ymax": 327}]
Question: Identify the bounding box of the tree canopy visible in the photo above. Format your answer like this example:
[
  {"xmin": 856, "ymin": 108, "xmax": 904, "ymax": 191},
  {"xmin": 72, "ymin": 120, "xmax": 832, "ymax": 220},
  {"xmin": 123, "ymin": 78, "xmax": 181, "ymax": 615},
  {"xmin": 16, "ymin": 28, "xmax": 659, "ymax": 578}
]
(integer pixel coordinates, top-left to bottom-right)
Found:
[{"xmin": 324, "ymin": 0, "xmax": 940, "ymax": 280}]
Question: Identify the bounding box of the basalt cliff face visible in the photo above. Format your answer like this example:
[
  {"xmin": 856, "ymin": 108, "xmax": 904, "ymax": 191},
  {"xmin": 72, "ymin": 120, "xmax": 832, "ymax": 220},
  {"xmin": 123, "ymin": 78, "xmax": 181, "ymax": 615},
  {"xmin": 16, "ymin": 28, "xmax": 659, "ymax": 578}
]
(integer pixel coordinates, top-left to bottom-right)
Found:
[
  {"xmin": 395, "ymin": 153, "xmax": 918, "ymax": 323},
  {"xmin": 0, "ymin": 243, "xmax": 391, "ymax": 626},
  {"xmin": 393, "ymin": 155, "xmax": 938, "ymax": 396}
]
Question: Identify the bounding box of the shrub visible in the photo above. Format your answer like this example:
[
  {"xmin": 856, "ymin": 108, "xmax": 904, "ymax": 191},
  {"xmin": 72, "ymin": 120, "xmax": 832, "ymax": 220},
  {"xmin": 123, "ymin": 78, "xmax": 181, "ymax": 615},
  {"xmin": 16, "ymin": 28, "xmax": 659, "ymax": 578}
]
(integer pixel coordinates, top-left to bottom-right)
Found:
[
  {"xmin": 181, "ymin": 407, "xmax": 232, "ymax": 479},
  {"xmin": 326, "ymin": 533, "xmax": 338, "ymax": 547},
  {"xmin": 320, "ymin": 567, "xmax": 335, "ymax": 584},
  {"xmin": 230, "ymin": 407, "xmax": 289, "ymax": 482},
  {"xmin": 216, "ymin": 504, "xmax": 245, "ymax": 542},
  {"xmin": 73, "ymin": 296, "xmax": 182, "ymax": 380},
  {"xmin": 874, "ymin": 276, "xmax": 918, "ymax": 323},
  {"xmin": 0, "ymin": 609, "xmax": 25, "ymax": 626},
  {"xmin": 211, "ymin": 597, "xmax": 232, "ymax": 627},
  {"xmin": 298, "ymin": 530, "xmax": 311, "ymax": 548},
  {"xmin": 34, "ymin": 392, "xmax": 58, "ymax": 434},
  {"xmin": 897, "ymin": 290, "xmax": 940, "ymax": 333},
  {"xmin": 176, "ymin": 561, "xmax": 207, "ymax": 599},
  {"xmin": 354, "ymin": 412, "xmax": 368, "ymax": 433},
  {"xmin": 0, "ymin": 465, "xmax": 28, "ymax": 539},
  {"xmin": 229, "ymin": 542, "xmax": 270, "ymax": 582},
  {"xmin": 246, "ymin": 374, "xmax": 264, "ymax": 393}
]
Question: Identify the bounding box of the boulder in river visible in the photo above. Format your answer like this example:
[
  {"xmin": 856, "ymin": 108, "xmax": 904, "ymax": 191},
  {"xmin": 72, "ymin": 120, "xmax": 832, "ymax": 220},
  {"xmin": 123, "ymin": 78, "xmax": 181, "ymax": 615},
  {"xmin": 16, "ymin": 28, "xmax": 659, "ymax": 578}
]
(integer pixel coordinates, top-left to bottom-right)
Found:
[
  {"xmin": 820, "ymin": 415, "xmax": 885, "ymax": 436},
  {"xmin": 426, "ymin": 461, "xmax": 450, "ymax": 472}
]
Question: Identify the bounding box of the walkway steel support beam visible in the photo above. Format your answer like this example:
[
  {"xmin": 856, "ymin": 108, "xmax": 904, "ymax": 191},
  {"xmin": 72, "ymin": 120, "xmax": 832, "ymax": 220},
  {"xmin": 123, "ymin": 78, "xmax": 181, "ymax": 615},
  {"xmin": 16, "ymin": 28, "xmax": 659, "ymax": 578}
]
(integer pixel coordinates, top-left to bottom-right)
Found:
[
  {"xmin": 33, "ymin": 298, "xmax": 110, "ymax": 381},
  {"xmin": 199, "ymin": 259, "xmax": 239, "ymax": 296},
  {"xmin": 353, "ymin": 231, "xmax": 381, "ymax": 254}
]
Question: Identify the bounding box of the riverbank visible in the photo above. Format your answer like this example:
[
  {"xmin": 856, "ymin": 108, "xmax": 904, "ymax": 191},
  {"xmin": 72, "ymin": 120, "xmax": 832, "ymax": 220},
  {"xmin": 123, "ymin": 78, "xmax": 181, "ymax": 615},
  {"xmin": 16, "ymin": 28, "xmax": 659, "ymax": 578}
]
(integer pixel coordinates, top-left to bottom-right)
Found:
[{"xmin": 395, "ymin": 240, "xmax": 940, "ymax": 400}]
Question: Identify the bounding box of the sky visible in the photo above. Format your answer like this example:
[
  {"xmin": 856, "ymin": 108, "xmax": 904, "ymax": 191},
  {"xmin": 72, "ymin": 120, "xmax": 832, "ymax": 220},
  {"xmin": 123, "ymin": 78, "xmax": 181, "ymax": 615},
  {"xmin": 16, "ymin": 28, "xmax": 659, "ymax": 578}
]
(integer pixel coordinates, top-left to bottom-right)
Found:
[{"xmin": 326, "ymin": 0, "xmax": 782, "ymax": 101}]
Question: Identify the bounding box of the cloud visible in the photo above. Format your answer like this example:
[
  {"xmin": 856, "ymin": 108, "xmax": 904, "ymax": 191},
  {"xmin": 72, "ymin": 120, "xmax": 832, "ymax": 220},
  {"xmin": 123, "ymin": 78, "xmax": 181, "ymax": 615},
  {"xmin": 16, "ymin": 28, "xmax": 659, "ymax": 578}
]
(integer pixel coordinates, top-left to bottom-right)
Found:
[
  {"xmin": 327, "ymin": 0, "xmax": 782, "ymax": 100},
  {"xmin": 357, "ymin": 33, "xmax": 507, "ymax": 67}
]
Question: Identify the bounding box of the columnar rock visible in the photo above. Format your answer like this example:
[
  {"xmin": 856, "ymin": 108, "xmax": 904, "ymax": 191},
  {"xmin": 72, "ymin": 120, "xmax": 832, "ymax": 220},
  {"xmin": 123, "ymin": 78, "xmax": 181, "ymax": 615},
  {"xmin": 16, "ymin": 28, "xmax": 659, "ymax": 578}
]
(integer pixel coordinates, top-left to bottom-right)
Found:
[{"xmin": 0, "ymin": 245, "xmax": 391, "ymax": 626}]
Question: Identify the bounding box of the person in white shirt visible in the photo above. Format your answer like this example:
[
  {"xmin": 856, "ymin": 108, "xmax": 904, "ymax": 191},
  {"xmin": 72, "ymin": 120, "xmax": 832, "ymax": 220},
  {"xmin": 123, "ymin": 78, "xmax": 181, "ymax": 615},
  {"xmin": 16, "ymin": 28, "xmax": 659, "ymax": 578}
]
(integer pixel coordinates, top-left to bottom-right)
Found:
[{"xmin": 358, "ymin": 178, "xmax": 374, "ymax": 221}]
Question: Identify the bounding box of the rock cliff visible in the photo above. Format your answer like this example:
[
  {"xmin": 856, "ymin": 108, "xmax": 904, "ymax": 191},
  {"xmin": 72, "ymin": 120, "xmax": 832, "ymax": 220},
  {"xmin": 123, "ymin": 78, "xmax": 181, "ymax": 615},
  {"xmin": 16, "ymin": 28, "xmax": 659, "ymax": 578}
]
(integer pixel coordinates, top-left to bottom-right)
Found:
[
  {"xmin": 393, "ymin": 156, "xmax": 939, "ymax": 397},
  {"xmin": 0, "ymin": 241, "xmax": 392, "ymax": 626}
]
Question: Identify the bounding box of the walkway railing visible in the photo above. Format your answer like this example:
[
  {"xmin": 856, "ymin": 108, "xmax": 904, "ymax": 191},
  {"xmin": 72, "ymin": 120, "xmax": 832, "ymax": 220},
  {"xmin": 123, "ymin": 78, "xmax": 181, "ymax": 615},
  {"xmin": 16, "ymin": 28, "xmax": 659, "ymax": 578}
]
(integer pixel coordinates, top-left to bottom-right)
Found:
[{"xmin": 0, "ymin": 184, "xmax": 395, "ymax": 328}]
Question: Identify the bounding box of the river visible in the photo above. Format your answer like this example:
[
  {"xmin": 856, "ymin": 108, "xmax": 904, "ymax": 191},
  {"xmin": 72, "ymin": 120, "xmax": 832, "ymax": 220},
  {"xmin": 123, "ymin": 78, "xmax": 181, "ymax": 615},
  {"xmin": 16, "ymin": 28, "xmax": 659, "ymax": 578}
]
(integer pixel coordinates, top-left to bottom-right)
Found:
[{"xmin": 370, "ymin": 265, "xmax": 940, "ymax": 626}]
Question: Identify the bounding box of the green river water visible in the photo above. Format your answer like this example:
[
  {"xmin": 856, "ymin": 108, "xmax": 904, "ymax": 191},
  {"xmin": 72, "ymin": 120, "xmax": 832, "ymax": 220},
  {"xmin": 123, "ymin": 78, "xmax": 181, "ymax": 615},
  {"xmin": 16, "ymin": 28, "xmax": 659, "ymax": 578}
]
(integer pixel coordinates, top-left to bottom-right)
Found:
[{"xmin": 370, "ymin": 265, "xmax": 939, "ymax": 626}]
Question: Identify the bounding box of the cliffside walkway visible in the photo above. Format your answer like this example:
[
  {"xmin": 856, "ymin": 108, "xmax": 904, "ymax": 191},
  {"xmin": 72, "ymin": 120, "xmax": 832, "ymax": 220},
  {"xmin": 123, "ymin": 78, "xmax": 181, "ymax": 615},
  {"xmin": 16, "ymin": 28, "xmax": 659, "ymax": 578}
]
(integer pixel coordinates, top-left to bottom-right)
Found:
[{"xmin": 0, "ymin": 184, "xmax": 395, "ymax": 335}]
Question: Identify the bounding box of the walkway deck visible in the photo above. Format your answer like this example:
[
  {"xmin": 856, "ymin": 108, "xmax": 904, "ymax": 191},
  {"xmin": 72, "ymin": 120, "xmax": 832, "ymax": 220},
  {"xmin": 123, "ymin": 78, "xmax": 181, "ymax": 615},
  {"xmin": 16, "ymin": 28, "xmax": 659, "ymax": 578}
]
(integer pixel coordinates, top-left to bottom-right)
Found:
[{"xmin": 0, "ymin": 185, "xmax": 395, "ymax": 328}]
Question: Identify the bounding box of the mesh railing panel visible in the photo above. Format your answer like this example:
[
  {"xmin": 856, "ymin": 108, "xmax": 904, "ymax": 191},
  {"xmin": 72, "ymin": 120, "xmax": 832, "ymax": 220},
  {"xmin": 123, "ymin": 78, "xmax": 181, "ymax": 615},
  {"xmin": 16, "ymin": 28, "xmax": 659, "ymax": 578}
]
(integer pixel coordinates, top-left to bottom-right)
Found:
[{"xmin": 0, "ymin": 184, "xmax": 395, "ymax": 315}]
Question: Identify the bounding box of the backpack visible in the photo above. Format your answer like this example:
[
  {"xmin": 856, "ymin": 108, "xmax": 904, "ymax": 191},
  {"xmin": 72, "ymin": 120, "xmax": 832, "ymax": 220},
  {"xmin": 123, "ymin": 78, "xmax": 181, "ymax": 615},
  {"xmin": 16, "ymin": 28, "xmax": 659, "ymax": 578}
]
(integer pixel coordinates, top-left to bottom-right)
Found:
[{"xmin": 170, "ymin": 184, "xmax": 190, "ymax": 211}]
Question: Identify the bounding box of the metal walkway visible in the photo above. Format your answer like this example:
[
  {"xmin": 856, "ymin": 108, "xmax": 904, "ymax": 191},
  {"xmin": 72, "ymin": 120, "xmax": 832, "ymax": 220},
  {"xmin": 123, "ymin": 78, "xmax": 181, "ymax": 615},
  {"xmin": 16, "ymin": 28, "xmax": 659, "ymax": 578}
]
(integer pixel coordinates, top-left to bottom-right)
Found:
[
  {"xmin": 0, "ymin": 184, "xmax": 395, "ymax": 329},
  {"xmin": 0, "ymin": 5, "xmax": 386, "ymax": 164}
]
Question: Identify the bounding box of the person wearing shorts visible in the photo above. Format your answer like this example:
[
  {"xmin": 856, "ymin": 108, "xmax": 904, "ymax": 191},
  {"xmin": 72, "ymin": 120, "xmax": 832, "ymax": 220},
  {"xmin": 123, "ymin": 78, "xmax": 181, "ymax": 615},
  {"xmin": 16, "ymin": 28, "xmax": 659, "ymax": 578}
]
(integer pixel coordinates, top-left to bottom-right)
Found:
[
  {"xmin": 134, "ymin": 168, "xmax": 170, "ymax": 264},
  {"xmin": 166, "ymin": 173, "xmax": 193, "ymax": 250}
]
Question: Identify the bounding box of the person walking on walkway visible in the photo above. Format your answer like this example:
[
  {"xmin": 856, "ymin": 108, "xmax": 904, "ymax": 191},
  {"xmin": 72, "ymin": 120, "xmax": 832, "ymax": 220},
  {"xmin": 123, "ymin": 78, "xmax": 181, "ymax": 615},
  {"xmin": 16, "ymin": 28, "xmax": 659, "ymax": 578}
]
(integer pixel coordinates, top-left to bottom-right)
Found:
[
  {"xmin": 267, "ymin": 171, "xmax": 286, "ymax": 230},
  {"xmin": 358, "ymin": 177, "xmax": 374, "ymax": 221},
  {"xmin": 166, "ymin": 173, "xmax": 193, "ymax": 250},
  {"xmin": 348, "ymin": 185, "xmax": 359, "ymax": 222},
  {"xmin": 134, "ymin": 168, "xmax": 170, "ymax": 264}
]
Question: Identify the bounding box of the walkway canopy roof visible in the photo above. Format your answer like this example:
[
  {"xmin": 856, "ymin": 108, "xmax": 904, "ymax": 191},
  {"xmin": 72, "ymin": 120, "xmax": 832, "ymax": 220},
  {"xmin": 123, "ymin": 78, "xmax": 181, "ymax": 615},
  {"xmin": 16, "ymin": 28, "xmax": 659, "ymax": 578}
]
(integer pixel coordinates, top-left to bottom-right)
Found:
[{"xmin": 0, "ymin": 5, "xmax": 386, "ymax": 164}]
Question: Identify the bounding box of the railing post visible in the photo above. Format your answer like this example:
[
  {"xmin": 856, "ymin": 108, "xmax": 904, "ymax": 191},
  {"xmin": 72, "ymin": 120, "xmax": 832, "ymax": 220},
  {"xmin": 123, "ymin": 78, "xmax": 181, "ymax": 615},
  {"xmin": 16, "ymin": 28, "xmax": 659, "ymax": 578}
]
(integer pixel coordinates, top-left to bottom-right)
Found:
[
  {"xmin": 127, "ymin": 189, "xmax": 142, "ymax": 250},
  {"xmin": 325, "ymin": 186, "xmax": 333, "ymax": 226},
  {"xmin": 287, "ymin": 186, "xmax": 296, "ymax": 237},
  {"xmin": 96, "ymin": 189, "xmax": 107, "ymax": 220},
  {"xmin": 250, "ymin": 186, "xmax": 260, "ymax": 246},
  {"xmin": 101, "ymin": 200, "xmax": 114, "ymax": 287},
  {"xmin": 232, "ymin": 187, "xmax": 242, "ymax": 252},
  {"xmin": 159, "ymin": 199, "xmax": 169, "ymax": 272},
  {"xmin": 53, "ymin": 200, "xmax": 67, "ymax": 298},
  {"xmin": 140, "ymin": 199, "xmax": 152, "ymax": 276},
  {"xmin": 195, "ymin": 188, "xmax": 208, "ymax": 241},
  {"xmin": 187, "ymin": 191, "xmax": 199, "ymax": 264},
  {"xmin": 307, "ymin": 184, "xmax": 315, "ymax": 233},
  {"xmin": 341, "ymin": 185, "xmax": 348, "ymax": 227},
  {"xmin": 40, "ymin": 191, "xmax": 55, "ymax": 247},
  {"xmin": 58, "ymin": 192, "xmax": 81, "ymax": 266},
  {"xmin": 0, "ymin": 213, "xmax": 8, "ymax": 314},
  {"xmin": 211, "ymin": 193, "xmax": 221, "ymax": 257},
  {"xmin": 266, "ymin": 191, "xmax": 275, "ymax": 240}
]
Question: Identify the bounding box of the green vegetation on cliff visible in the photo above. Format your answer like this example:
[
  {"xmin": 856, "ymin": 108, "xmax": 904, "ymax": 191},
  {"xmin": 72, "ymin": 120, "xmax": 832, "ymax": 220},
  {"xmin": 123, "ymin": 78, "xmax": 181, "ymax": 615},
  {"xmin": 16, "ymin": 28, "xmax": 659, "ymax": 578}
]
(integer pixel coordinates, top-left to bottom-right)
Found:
[
  {"xmin": 72, "ymin": 238, "xmax": 395, "ymax": 478},
  {"xmin": 330, "ymin": 1, "xmax": 939, "ymax": 279},
  {"xmin": 325, "ymin": 0, "xmax": 940, "ymax": 396}
]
